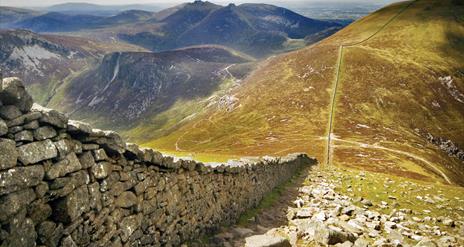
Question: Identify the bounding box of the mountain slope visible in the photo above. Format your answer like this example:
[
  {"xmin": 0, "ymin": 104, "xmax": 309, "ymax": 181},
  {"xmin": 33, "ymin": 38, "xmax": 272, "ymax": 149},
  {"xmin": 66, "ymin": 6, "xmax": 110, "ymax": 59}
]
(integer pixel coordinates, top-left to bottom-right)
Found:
[
  {"xmin": 49, "ymin": 46, "xmax": 255, "ymax": 135},
  {"xmin": 0, "ymin": 29, "xmax": 146, "ymax": 105},
  {"xmin": 141, "ymin": 0, "xmax": 464, "ymax": 185}
]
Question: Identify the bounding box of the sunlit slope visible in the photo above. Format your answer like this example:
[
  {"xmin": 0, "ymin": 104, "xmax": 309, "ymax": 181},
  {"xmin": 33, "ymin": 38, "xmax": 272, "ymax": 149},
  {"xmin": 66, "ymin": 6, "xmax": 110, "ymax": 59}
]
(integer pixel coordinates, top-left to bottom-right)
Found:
[{"xmin": 143, "ymin": 0, "xmax": 464, "ymax": 184}]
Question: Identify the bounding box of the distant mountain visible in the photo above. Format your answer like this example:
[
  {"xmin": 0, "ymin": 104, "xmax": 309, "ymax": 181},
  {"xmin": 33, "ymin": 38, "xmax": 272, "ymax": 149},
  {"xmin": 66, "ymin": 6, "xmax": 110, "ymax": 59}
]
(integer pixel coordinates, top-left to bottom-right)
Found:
[
  {"xmin": 15, "ymin": 12, "xmax": 105, "ymax": 32},
  {"xmin": 45, "ymin": 2, "xmax": 170, "ymax": 16},
  {"xmin": 120, "ymin": 1, "xmax": 342, "ymax": 57},
  {"xmin": 0, "ymin": 6, "xmax": 40, "ymax": 28}
]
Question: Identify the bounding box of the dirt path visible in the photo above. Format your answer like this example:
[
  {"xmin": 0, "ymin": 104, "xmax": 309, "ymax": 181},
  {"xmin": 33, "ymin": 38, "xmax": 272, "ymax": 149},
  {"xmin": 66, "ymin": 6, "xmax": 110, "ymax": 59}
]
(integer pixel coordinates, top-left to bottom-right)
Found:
[{"xmin": 333, "ymin": 137, "xmax": 452, "ymax": 184}]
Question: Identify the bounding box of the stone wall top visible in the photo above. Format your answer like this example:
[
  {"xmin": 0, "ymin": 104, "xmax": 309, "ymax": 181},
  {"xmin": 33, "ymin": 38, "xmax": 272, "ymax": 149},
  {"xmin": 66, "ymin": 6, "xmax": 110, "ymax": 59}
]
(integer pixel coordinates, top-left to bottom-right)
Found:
[{"xmin": 0, "ymin": 77, "xmax": 312, "ymax": 174}]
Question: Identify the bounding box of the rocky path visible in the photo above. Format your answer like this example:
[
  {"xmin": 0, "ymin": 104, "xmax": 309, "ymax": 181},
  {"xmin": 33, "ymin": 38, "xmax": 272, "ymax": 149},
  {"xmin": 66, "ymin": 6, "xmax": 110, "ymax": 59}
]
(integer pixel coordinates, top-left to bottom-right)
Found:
[{"xmin": 205, "ymin": 166, "xmax": 464, "ymax": 247}]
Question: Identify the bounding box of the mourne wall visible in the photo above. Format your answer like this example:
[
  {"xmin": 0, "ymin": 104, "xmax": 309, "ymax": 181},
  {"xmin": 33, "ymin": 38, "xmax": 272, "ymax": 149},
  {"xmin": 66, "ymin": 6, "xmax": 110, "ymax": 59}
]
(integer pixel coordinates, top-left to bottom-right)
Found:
[{"xmin": 0, "ymin": 77, "xmax": 316, "ymax": 246}]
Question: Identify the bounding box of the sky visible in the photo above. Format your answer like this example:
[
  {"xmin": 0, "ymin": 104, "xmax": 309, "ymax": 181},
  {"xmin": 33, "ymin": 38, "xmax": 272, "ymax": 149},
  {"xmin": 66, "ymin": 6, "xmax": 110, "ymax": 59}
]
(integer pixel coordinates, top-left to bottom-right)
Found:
[{"xmin": 1, "ymin": 0, "xmax": 401, "ymax": 8}]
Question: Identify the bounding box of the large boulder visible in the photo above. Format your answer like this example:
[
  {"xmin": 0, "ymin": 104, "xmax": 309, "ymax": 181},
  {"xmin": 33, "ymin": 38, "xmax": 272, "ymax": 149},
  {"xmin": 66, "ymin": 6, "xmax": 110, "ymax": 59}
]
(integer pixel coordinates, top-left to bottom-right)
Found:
[
  {"xmin": 245, "ymin": 234, "xmax": 291, "ymax": 247},
  {"xmin": 17, "ymin": 139, "xmax": 58, "ymax": 165},
  {"xmin": 0, "ymin": 77, "xmax": 33, "ymax": 112}
]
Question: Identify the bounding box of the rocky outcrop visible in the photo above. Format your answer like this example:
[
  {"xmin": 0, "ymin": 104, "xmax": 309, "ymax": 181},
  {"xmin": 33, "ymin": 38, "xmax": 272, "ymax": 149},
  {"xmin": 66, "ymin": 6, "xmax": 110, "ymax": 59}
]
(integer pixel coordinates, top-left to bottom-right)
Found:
[{"xmin": 0, "ymin": 77, "xmax": 316, "ymax": 246}]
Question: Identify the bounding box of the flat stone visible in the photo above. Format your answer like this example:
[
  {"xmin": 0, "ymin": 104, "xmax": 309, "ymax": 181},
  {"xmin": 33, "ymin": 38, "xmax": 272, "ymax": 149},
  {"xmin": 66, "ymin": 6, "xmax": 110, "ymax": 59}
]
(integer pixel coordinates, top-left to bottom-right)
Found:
[
  {"xmin": 17, "ymin": 139, "xmax": 57, "ymax": 165},
  {"xmin": 0, "ymin": 188, "xmax": 36, "ymax": 222},
  {"xmin": 0, "ymin": 105, "xmax": 21, "ymax": 120},
  {"xmin": 31, "ymin": 103, "xmax": 68, "ymax": 129},
  {"xmin": 245, "ymin": 234, "xmax": 291, "ymax": 247},
  {"xmin": 0, "ymin": 138, "xmax": 17, "ymax": 170},
  {"xmin": 46, "ymin": 152, "xmax": 82, "ymax": 180},
  {"xmin": 67, "ymin": 120, "xmax": 92, "ymax": 134},
  {"xmin": 0, "ymin": 77, "xmax": 33, "ymax": 112},
  {"xmin": 23, "ymin": 120, "xmax": 39, "ymax": 130},
  {"xmin": 91, "ymin": 161, "xmax": 112, "ymax": 179},
  {"xmin": 0, "ymin": 165, "xmax": 44, "ymax": 195},
  {"xmin": 34, "ymin": 126, "xmax": 57, "ymax": 140},
  {"xmin": 14, "ymin": 130, "xmax": 33, "ymax": 142}
]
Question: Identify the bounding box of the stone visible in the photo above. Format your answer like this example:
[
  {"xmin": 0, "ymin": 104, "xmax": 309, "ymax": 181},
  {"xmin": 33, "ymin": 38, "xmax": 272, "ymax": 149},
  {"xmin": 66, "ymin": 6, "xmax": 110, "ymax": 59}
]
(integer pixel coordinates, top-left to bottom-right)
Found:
[
  {"xmin": 125, "ymin": 143, "xmax": 144, "ymax": 160},
  {"xmin": 0, "ymin": 77, "xmax": 33, "ymax": 112},
  {"xmin": 61, "ymin": 235, "xmax": 78, "ymax": 247},
  {"xmin": 415, "ymin": 238, "xmax": 438, "ymax": 247},
  {"xmin": 314, "ymin": 225, "xmax": 356, "ymax": 245},
  {"xmin": 353, "ymin": 237, "xmax": 370, "ymax": 247},
  {"xmin": 0, "ymin": 188, "xmax": 35, "ymax": 222},
  {"xmin": 91, "ymin": 161, "xmax": 112, "ymax": 179},
  {"xmin": 52, "ymin": 185, "xmax": 89, "ymax": 224},
  {"xmin": 120, "ymin": 214, "xmax": 142, "ymax": 242},
  {"xmin": 14, "ymin": 130, "xmax": 33, "ymax": 142},
  {"xmin": 93, "ymin": 148, "xmax": 109, "ymax": 161},
  {"xmin": 28, "ymin": 200, "xmax": 52, "ymax": 224},
  {"xmin": 0, "ymin": 165, "xmax": 44, "ymax": 195},
  {"xmin": 46, "ymin": 152, "xmax": 82, "ymax": 180},
  {"xmin": 342, "ymin": 206, "xmax": 356, "ymax": 216},
  {"xmin": 23, "ymin": 120, "xmax": 39, "ymax": 130},
  {"xmin": 361, "ymin": 199, "xmax": 373, "ymax": 207},
  {"xmin": 0, "ymin": 105, "xmax": 22, "ymax": 120},
  {"xmin": 442, "ymin": 218, "xmax": 455, "ymax": 227},
  {"xmin": 0, "ymin": 138, "xmax": 17, "ymax": 170},
  {"xmin": 244, "ymin": 234, "xmax": 291, "ymax": 247},
  {"xmin": 31, "ymin": 103, "xmax": 68, "ymax": 128},
  {"xmin": 37, "ymin": 221, "xmax": 64, "ymax": 247},
  {"xmin": 296, "ymin": 207, "xmax": 315, "ymax": 218},
  {"xmin": 67, "ymin": 120, "xmax": 92, "ymax": 134},
  {"xmin": 17, "ymin": 139, "xmax": 58, "ymax": 165},
  {"xmin": 9, "ymin": 125, "xmax": 22, "ymax": 133},
  {"xmin": 78, "ymin": 151, "xmax": 96, "ymax": 169},
  {"xmin": 34, "ymin": 126, "xmax": 57, "ymax": 140},
  {"xmin": 335, "ymin": 241, "xmax": 354, "ymax": 247},
  {"xmin": 2, "ymin": 217, "xmax": 37, "ymax": 247},
  {"xmin": 0, "ymin": 118, "xmax": 7, "ymax": 136},
  {"xmin": 115, "ymin": 191, "xmax": 137, "ymax": 208},
  {"xmin": 54, "ymin": 139, "xmax": 73, "ymax": 157}
]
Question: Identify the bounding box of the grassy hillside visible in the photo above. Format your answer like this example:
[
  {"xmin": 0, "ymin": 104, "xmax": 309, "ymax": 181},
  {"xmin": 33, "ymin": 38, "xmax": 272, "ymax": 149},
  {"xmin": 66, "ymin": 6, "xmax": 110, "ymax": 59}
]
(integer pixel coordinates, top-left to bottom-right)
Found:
[{"xmin": 141, "ymin": 0, "xmax": 464, "ymax": 185}]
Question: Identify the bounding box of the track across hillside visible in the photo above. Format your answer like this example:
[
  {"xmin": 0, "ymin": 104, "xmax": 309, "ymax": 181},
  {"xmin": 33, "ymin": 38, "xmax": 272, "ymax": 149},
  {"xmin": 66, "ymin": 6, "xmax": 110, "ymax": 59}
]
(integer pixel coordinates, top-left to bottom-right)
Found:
[
  {"xmin": 326, "ymin": 0, "xmax": 417, "ymax": 166},
  {"xmin": 319, "ymin": 0, "xmax": 458, "ymax": 184}
]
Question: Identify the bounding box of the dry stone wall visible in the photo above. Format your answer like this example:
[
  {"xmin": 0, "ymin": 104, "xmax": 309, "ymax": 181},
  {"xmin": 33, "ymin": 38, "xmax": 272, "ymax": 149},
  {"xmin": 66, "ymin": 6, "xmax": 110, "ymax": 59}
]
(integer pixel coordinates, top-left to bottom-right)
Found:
[{"xmin": 0, "ymin": 77, "xmax": 316, "ymax": 247}]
